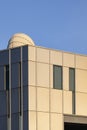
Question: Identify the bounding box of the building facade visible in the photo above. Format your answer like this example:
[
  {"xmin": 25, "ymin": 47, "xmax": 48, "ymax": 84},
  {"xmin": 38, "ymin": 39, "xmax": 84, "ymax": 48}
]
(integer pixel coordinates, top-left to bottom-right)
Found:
[{"xmin": 0, "ymin": 33, "xmax": 87, "ymax": 130}]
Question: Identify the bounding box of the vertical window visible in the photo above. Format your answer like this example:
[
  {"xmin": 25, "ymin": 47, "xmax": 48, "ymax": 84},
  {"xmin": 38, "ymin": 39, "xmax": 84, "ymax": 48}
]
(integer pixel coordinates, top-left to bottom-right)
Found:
[
  {"xmin": 69, "ymin": 68, "xmax": 75, "ymax": 114},
  {"xmin": 4, "ymin": 65, "xmax": 9, "ymax": 90},
  {"xmin": 69, "ymin": 68, "xmax": 75, "ymax": 91},
  {"xmin": 53, "ymin": 65, "xmax": 62, "ymax": 89},
  {"xmin": 4, "ymin": 65, "xmax": 10, "ymax": 117}
]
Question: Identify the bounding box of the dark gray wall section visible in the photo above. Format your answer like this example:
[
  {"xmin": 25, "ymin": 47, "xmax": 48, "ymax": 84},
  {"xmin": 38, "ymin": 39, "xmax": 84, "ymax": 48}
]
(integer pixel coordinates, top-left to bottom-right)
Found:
[
  {"xmin": 11, "ymin": 47, "xmax": 21, "ymax": 63},
  {"xmin": 0, "ymin": 50, "xmax": 9, "ymax": 66},
  {"xmin": 22, "ymin": 46, "xmax": 28, "ymax": 61},
  {"xmin": 11, "ymin": 63, "xmax": 19, "ymax": 88},
  {"xmin": 0, "ymin": 66, "xmax": 4, "ymax": 90},
  {"xmin": 0, "ymin": 116, "xmax": 7, "ymax": 130},
  {"xmin": 23, "ymin": 61, "xmax": 28, "ymax": 86},
  {"xmin": 0, "ymin": 91, "xmax": 7, "ymax": 116},
  {"xmin": 23, "ymin": 87, "xmax": 28, "ymax": 111},
  {"xmin": 23, "ymin": 111, "xmax": 28, "ymax": 130},
  {"xmin": 0, "ymin": 46, "xmax": 29, "ymax": 130},
  {"xmin": 11, "ymin": 88, "xmax": 19, "ymax": 114},
  {"xmin": 11, "ymin": 113, "xmax": 19, "ymax": 130}
]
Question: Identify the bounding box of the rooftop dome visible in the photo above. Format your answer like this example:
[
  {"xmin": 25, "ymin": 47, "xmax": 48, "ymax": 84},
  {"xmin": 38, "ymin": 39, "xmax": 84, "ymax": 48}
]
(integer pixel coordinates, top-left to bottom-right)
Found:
[{"xmin": 7, "ymin": 33, "xmax": 35, "ymax": 48}]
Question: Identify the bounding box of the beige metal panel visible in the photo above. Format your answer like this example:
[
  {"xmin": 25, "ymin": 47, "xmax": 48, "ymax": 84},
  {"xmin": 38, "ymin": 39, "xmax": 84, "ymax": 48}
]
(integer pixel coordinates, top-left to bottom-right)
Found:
[
  {"xmin": 76, "ymin": 92, "xmax": 87, "ymax": 116},
  {"xmin": 51, "ymin": 113, "xmax": 63, "ymax": 130},
  {"xmin": 37, "ymin": 47, "xmax": 49, "ymax": 63},
  {"xmin": 63, "ymin": 53, "xmax": 75, "ymax": 67},
  {"xmin": 29, "ymin": 86, "xmax": 36, "ymax": 110},
  {"xmin": 37, "ymin": 87, "xmax": 49, "ymax": 112},
  {"xmin": 50, "ymin": 65, "xmax": 53, "ymax": 88},
  {"xmin": 76, "ymin": 69, "xmax": 87, "ymax": 93},
  {"xmin": 29, "ymin": 61, "xmax": 36, "ymax": 86},
  {"xmin": 63, "ymin": 91, "xmax": 72, "ymax": 114},
  {"xmin": 37, "ymin": 63, "xmax": 49, "ymax": 88},
  {"xmin": 76, "ymin": 55, "xmax": 87, "ymax": 69},
  {"xmin": 63, "ymin": 67, "xmax": 69, "ymax": 90},
  {"xmin": 29, "ymin": 111, "xmax": 36, "ymax": 130},
  {"xmin": 29, "ymin": 46, "xmax": 36, "ymax": 61},
  {"xmin": 50, "ymin": 50, "xmax": 62, "ymax": 65},
  {"xmin": 37, "ymin": 112, "xmax": 49, "ymax": 130},
  {"xmin": 50, "ymin": 89, "xmax": 62, "ymax": 113}
]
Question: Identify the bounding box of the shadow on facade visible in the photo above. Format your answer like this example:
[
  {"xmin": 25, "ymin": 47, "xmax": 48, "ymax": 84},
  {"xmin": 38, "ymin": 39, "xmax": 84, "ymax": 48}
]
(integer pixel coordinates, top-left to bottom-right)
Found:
[{"xmin": 64, "ymin": 122, "xmax": 87, "ymax": 130}]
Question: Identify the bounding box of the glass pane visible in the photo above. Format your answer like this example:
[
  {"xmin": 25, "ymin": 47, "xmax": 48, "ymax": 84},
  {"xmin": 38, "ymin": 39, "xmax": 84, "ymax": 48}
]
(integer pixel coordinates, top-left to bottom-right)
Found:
[
  {"xmin": 11, "ymin": 113, "xmax": 19, "ymax": 130},
  {"xmin": 11, "ymin": 63, "xmax": 20, "ymax": 88},
  {"xmin": 11, "ymin": 47, "xmax": 21, "ymax": 63},
  {"xmin": 53, "ymin": 65, "xmax": 62, "ymax": 89},
  {"xmin": 0, "ymin": 66, "xmax": 4, "ymax": 90},
  {"xmin": 23, "ymin": 87, "xmax": 28, "ymax": 111},
  {"xmin": 0, "ymin": 50, "xmax": 9, "ymax": 66},
  {"xmin": 69, "ymin": 68, "xmax": 75, "ymax": 91},
  {"xmin": 6, "ymin": 65, "xmax": 9, "ymax": 90},
  {"xmin": 22, "ymin": 62, "xmax": 28, "ymax": 86},
  {"xmin": 11, "ymin": 88, "xmax": 19, "ymax": 113},
  {"xmin": 22, "ymin": 46, "xmax": 28, "ymax": 61},
  {"xmin": 4, "ymin": 65, "xmax": 9, "ymax": 90},
  {"xmin": 0, "ymin": 91, "xmax": 7, "ymax": 116},
  {"xmin": 0, "ymin": 116, "xmax": 7, "ymax": 130},
  {"xmin": 72, "ymin": 92, "xmax": 75, "ymax": 114},
  {"xmin": 23, "ymin": 111, "xmax": 28, "ymax": 130}
]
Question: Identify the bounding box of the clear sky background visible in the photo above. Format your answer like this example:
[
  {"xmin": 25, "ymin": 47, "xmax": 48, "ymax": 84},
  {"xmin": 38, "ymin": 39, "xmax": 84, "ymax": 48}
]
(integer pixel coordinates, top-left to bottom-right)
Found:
[{"xmin": 0, "ymin": 0, "xmax": 87, "ymax": 54}]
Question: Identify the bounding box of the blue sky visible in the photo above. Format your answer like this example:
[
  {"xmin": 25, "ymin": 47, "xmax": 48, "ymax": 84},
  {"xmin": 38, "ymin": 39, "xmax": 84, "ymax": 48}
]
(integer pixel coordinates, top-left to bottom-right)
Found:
[{"xmin": 0, "ymin": 0, "xmax": 87, "ymax": 54}]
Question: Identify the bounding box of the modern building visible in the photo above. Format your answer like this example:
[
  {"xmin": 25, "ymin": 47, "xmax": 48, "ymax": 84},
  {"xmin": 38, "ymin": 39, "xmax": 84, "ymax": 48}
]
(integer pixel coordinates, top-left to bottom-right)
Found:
[{"xmin": 0, "ymin": 33, "xmax": 87, "ymax": 130}]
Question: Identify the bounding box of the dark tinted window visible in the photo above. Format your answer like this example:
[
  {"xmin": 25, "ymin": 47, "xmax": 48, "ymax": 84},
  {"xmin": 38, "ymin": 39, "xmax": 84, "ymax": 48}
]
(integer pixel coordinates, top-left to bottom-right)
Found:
[
  {"xmin": 53, "ymin": 65, "xmax": 62, "ymax": 89},
  {"xmin": 4, "ymin": 65, "xmax": 9, "ymax": 90},
  {"xmin": 69, "ymin": 68, "xmax": 75, "ymax": 114},
  {"xmin": 69, "ymin": 68, "xmax": 75, "ymax": 91}
]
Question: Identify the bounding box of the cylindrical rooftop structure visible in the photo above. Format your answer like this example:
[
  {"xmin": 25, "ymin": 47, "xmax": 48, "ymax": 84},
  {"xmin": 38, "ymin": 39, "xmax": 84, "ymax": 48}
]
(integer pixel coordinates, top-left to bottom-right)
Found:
[{"xmin": 7, "ymin": 33, "xmax": 35, "ymax": 48}]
